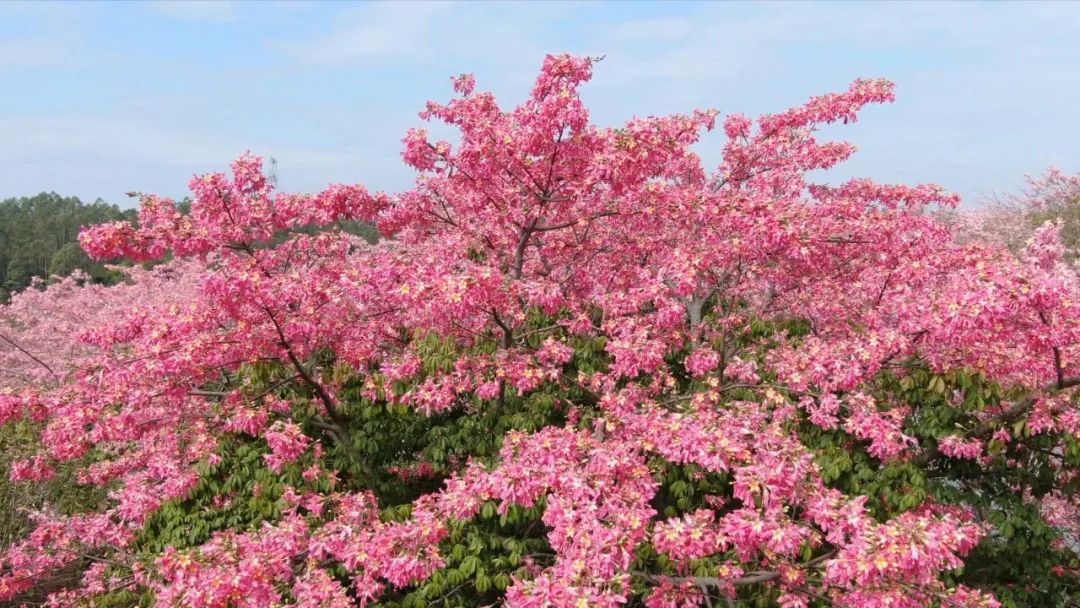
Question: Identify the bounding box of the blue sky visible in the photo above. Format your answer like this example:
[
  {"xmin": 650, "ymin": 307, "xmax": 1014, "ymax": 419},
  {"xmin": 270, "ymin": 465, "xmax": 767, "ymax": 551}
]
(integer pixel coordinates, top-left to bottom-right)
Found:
[{"xmin": 1, "ymin": 1, "xmax": 1077, "ymax": 208}]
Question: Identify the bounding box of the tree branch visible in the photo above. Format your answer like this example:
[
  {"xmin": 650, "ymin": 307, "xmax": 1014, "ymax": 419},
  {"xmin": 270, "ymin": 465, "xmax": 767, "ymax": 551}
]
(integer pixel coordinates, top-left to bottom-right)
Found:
[
  {"xmin": 532, "ymin": 210, "xmax": 618, "ymax": 233},
  {"xmin": 635, "ymin": 548, "xmax": 837, "ymax": 589},
  {"xmin": 911, "ymin": 376, "xmax": 1080, "ymax": 467},
  {"xmin": 0, "ymin": 330, "xmax": 58, "ymax": 378},
  {"xmin": 261, "ymin": 305, "xmax": 376, "ymax": 480}
]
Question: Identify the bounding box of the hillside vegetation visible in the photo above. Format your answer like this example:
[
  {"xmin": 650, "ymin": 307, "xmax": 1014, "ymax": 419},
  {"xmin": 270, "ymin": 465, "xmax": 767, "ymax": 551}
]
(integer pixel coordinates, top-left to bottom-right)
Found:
[{"xmin": 0, "ymin": 193, "xmax": 135, "ymax": 302}]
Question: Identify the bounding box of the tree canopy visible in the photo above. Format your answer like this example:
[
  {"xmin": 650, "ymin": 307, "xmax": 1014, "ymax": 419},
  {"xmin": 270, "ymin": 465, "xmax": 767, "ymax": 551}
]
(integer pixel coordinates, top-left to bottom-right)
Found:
[{"xmin": 1, "ymin": 55, "xmax": 1078, "ymax": 608}]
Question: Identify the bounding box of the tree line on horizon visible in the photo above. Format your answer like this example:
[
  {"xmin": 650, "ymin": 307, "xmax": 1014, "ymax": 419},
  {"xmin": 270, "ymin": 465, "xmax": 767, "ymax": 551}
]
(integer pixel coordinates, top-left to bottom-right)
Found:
[{"xmin": 0, "ymin": 193, "xmax": 135, "ymax": 302}]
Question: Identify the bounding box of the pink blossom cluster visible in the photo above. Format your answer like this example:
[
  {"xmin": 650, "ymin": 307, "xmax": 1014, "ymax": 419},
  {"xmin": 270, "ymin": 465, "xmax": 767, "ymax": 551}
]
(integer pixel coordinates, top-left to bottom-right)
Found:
[
  {"xmin": 262, "ymin": 421, "xmax": 312, "ymax": 473},
  {"xmin": 938, "ymin": 435, "xmax": 985, "ymax": 461}
]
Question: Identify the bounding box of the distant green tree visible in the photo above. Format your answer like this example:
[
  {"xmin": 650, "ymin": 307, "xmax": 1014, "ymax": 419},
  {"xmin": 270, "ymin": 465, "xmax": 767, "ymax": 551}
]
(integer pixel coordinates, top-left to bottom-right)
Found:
[
  {"xmin": 47, "ymin": 243, "xmax": 91, "ymax": 278},
  {"xmin": 4, "ymin": 257, "xmax": 33, "ymax": 292},
  {"xmin": 0, "ymin": 192, "xmax": 135, "ymax": 301}
]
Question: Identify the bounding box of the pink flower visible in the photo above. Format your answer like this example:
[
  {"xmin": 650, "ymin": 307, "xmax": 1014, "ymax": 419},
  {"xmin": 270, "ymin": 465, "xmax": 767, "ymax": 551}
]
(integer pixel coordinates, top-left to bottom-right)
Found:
[{"xmin": 685, "ymin": 348, "xmax": 720, "ymax": 377}]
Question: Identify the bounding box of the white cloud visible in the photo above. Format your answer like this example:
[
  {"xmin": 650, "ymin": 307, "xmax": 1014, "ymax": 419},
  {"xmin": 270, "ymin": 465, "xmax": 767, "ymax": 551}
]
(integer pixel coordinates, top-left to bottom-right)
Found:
[
  {"xmin": 0, "ymin": 37, "xmax": 78, "ymax": 69},
  {"xmin": 280, "ymin": 1, "xmax": 451, "ymax": 64},
  {"xmin": 147, "ymin": 1, "xmax": 235, "ymax": 23},
  {"xmin": 0, "ymin": 115, "xmax": 372, "ymax": 166}
]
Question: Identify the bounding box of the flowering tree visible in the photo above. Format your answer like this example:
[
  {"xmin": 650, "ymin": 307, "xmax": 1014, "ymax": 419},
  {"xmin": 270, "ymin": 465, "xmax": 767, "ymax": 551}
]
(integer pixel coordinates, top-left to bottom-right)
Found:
[
  {"xmin": 1024, "ymin": 169, "xmax": 1080, "ymax": 259},
  {"xmin": 1, "ymin": 264, "xmax": 203, "ymax": 390},
  {"xmin": 954, "ymin": 167, "xmax": 1080, "ymax": 260},
  {"xmin": 1, "ymin": 55, "xmax": 1078, "ymax": 608},
  {"xmin": 0, "ymin": 263, "xmax": 203, "ymax": 599}
]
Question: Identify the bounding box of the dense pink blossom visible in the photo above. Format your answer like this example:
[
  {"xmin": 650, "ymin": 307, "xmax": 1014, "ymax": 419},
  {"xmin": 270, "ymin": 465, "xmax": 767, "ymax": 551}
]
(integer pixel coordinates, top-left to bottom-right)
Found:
[{"xmin": 0, "ymin": 54, "xmax": 1077, "ymax": 606}]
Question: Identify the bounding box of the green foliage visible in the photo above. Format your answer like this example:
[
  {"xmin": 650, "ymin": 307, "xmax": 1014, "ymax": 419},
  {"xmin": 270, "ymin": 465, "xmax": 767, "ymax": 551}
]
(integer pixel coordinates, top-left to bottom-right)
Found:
[
  {"xmin": 0, "ymin": 420, "xmax": 111, "ymax": 606},
  {"xmin": 826, "ymin": 365, "xmax": 1080, "ymax": 607},
  {"xmin": 117, "ymin": 313, "xmax": 580, "ymax": 606},
  {"xmin": 138, "ymin": 440, "xmax": 289, "ymax": 555},
  {"xmin": 382, "ymin": 502, "xmax": 551, "ymax": 607},
  {"xmin": 48, "ymin": 242, "xmax": 92, "ymax": 278},
  {"xmin": 0, "ymin": 420, "xmax": 108, "ymax": 547}
]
